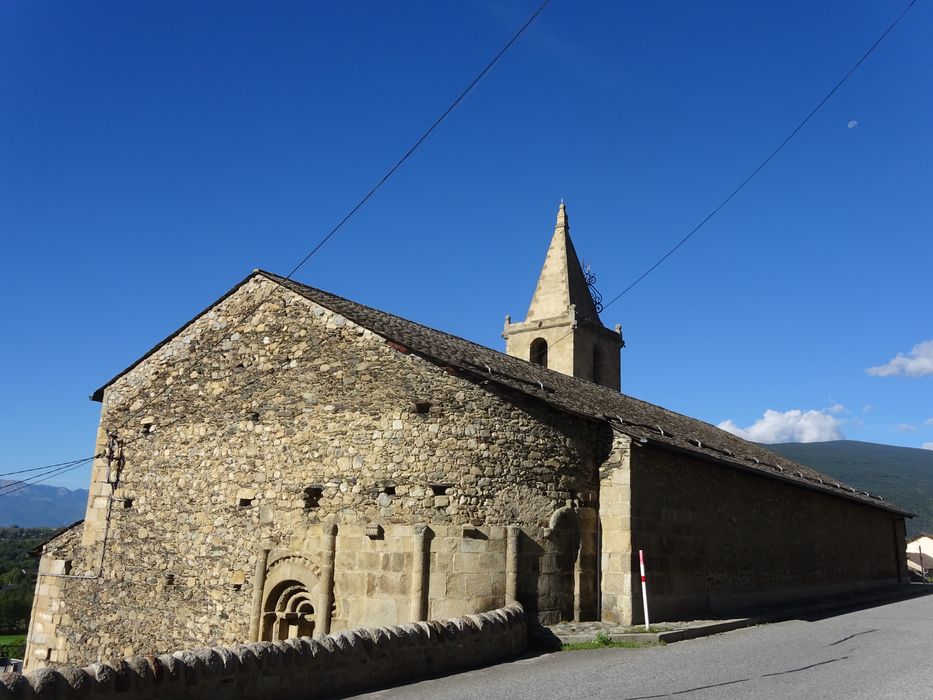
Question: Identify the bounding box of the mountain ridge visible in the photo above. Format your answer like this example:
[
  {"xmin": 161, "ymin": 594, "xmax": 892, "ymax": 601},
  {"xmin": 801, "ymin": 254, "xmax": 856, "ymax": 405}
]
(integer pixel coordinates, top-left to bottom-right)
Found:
[
  {"xmin": 764, "ymin": 440, "xmax": 933, "ymax": 536},
  {"xmin": 0, "ymin": 480, "xmax": 89, "ymax": 528}
]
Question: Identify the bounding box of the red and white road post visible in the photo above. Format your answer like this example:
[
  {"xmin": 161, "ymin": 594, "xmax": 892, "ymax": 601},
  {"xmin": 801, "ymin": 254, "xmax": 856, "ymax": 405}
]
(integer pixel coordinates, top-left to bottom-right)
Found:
[{"xmin": 639, "ymin": 549, "xmax": 650, "ymax": 631}]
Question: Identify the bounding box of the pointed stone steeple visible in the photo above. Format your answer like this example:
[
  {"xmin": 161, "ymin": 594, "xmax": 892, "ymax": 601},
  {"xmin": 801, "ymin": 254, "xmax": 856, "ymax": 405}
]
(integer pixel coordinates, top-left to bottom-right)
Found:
[
  {"xmin": 525, "ymin": 203, "xmax": 602, "ymax": 324},
  {"xmin": 503, "ymin": 203, "xmax": 624, "ymax": 391}
]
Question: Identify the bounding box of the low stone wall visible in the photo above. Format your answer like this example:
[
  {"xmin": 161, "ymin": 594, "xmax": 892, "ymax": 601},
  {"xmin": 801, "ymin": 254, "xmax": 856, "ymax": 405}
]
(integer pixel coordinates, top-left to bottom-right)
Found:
[{"xmin": 1, "ymin": 604, "xmax": 525, "ymax": 699}]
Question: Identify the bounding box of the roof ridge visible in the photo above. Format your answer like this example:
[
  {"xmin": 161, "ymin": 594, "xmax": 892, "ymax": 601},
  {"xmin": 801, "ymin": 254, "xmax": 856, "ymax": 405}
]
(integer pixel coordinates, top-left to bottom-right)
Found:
[
  {"xmin": 92, "ymin": 268, "xmax": 910, "ymax": 518},
  {"xmin": 262, "ymin": 270, "xmax": 612, "ymax": 390}
]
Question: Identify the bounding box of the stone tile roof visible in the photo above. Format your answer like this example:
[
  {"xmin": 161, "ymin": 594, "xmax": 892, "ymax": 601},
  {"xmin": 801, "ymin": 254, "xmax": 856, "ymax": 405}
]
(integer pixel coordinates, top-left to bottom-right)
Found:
[
  {"xmin": 264, "ymin": 272, "xmax": 907, "ymax": 516},
  {"xmin": 27, "ymin": 520, "xmax": 84, "ymax": 558},
  {"xmin": 92, "ymin": 270, "xmax": 910, "ymax": 517}
]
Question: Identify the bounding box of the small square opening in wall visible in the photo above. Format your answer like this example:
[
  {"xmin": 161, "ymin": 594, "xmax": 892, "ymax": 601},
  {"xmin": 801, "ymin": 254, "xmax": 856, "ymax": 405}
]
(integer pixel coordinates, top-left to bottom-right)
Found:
[
  {"xmin": 122, "ymin": 498, "xmax": 134, "ymax": 509},
  {"xmin": 430, "ymin": 484, "xmax": 451, "ymax": 496},
  {"xmin": 238, "ymin": 498, "xmax": 254, "ymax": 507},
  {"xmin": 414, "ymin": 402, "xmax": 432, "ymax": 414},
  {"xmin": 382, "ymin": 485, "xmax": 396, "ymax": 496},
  {"xmin": 303, "ymin": 486, "xmax": 324, "ymax": 511}
]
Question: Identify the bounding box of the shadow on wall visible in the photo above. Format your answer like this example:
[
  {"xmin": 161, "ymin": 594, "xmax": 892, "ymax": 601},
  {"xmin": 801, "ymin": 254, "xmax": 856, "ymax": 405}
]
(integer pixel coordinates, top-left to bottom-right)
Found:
[
  {"xmin": 0, "ymin": 604, "xmax": 526, "ymax": 700},
  {"xmin": 520, "ymin": 508, "xmax": 598, "ymax": 626}
]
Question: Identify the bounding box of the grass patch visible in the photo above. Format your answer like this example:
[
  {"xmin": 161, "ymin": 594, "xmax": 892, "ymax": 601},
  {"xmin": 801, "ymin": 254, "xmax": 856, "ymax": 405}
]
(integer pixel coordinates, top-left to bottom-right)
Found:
[
  {"xmin": 562, "ymin": 630, "xmax": 665, "ymax": 651},
  {"xmin": 0, "ymin": 633, "xmax": 26, "ymax": 659}
]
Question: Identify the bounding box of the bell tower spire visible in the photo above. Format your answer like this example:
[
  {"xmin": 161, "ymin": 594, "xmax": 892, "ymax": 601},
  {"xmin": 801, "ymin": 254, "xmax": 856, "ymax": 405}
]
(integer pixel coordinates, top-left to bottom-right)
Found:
[
  {"xmin": 525, "ymin": 202, "xmax": 602, "ymax": 324},
  {"xmin": 503, "ymin": 203, "xmax": 624, "ymax": 390}
]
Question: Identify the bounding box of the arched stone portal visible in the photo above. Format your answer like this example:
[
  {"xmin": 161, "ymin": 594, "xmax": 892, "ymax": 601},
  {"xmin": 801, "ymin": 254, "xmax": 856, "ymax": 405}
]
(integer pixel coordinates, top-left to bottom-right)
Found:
[
  {"xmin": 259, "ymin": 553, "xmax": 326, "ymax": 641},
  {"xmin": 262, "ymin": 579, "xmax": 316, "ymax": 640}
]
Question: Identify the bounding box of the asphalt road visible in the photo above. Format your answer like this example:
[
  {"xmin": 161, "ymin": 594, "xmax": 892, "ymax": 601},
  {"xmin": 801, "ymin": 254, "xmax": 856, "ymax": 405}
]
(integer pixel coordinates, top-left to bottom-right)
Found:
[{"xmin": 351, "ymin": 591, "xmax": 933, "ymax": 699}]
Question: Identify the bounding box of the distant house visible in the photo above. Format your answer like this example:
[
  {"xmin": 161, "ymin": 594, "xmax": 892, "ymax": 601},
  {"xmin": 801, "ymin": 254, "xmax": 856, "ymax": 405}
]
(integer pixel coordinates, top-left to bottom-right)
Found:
[{"xmin": 907, "ymin": 533, "xmax": 933, "ymax": 581}]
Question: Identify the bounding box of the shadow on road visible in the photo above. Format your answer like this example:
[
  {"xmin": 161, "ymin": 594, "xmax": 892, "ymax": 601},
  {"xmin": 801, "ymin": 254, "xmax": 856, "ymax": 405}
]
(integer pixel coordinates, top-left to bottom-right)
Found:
[{"xmin": 678, "ymin": 584, "xmax": 933, "ymax": 626}]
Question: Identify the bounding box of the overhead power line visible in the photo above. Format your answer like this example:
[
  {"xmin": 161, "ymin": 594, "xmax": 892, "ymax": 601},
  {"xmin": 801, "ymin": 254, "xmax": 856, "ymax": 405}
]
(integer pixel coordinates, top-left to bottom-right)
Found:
[
  {"xmin": 284, "ymin": 0, "xmax": 551, "ymax": 279},
  {"xmin": 5, "ymin": 0, "xmax": 552, "ymax": 486},
  {"xmin": 0, "ymin": 458, "xmax": 94, "ymax": 497},
  {"xmin": 0, "ymin": 456, "xmax": 96, "ymax": 479},
  {"xmin": 599, "ymin": 0, "xmax": 918, "ymax": 310},
  {"xmin": 92, "ymin": 0, "xmax": 553, "ymax": 441},
  {"xmin": 547, "ymin": 0, "xmax": 918, "ymax": 357}
]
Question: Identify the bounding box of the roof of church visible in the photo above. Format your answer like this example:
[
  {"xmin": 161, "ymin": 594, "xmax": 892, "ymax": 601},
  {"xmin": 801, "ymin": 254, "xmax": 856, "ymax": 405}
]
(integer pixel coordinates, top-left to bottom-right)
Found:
[
  {"xmin": 264, "ymin": 271, "xmax": 907, "ymax": 516},
  {"xmin": 91, "ymin": 268, "xmax": 909, "ymax": 517}
]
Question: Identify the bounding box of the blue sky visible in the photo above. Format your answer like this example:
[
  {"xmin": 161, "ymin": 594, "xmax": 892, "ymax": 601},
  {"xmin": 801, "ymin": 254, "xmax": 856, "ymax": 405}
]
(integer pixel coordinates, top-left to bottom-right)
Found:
[{"xmin": 1, "ymin": 1, "xmax": 931, "ymax": 490}]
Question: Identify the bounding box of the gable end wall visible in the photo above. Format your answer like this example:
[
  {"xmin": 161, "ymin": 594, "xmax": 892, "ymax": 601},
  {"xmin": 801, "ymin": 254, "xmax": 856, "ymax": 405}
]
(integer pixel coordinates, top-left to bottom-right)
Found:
[{"xmin": 26, "ymin": 276, "xmax": 604, "ymax": 669}]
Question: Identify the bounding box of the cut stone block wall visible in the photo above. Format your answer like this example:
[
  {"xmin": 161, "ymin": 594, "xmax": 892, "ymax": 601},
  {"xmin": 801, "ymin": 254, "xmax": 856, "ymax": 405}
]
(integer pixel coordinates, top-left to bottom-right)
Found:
[
  {"xmin": 629, "ymin": 444, "xmax": 908, "ymax": 622},
  {"xmin": 3, "ymin": 604, "xmax": 526, "ymax": 700},
  {"xmin": 598, "ymin": 432, "xmax": 632, "ymax": 624}
]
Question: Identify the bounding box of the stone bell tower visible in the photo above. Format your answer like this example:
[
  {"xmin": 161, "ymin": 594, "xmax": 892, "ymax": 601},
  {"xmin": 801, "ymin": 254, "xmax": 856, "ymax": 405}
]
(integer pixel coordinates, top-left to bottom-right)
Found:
[{"xmin": 503, "ymin": 203, "xmax": 624, "ymax": 391}]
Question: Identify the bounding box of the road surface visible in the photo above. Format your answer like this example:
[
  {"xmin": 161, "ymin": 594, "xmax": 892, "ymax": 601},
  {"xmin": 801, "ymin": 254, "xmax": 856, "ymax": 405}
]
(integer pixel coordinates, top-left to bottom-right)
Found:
[{"xmin": 351, "ymin": 591, "xmax": 933, "ymax": 699}]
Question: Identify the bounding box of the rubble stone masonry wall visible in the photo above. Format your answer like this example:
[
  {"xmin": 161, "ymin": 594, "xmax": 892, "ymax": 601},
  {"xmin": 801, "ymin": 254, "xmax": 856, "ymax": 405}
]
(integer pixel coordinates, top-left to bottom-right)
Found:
[
  {"xmin": 25, "ymin": 277, "xmax": 601, "ymax": 669},
  {"xmin": 4, "ymin": 604, "xmax": 526, "ymax": 699}
]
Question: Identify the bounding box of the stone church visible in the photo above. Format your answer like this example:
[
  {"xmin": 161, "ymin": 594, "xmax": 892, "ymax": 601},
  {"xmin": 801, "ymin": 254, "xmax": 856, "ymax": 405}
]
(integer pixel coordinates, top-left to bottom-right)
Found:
[{"xmin": 25, "ymin": 205, "xmax": 908, "ymax": 670}]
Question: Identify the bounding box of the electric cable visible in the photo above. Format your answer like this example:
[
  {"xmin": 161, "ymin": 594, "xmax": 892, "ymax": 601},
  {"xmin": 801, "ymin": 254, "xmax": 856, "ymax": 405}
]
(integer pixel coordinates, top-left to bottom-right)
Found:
[
  {"xmin": 546, "ymin": 0, "xmax": 918, "ymax": 355},
  {"xmin": 95, "ymin": 0, "xmax": 553, "ymax": 440},
  {"xmin": 284, "ymin": 0, "xmax": 551, "ymax": 279},
  {"xmin": 0, "ymin": 458, "xmax": 94, "ymax": 497},
  {"xmin": 0, "ymin": 457, "xmax": 97, "ymax": 478}
]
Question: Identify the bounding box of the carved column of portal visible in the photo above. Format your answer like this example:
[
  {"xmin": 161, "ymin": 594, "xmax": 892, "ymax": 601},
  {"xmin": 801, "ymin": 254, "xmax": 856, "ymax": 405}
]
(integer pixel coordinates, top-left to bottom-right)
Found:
[
  {"xmin": 410, "ymin": 524, "xmax": 430, "ymax": 621},
  {"xmin": 317, "ymin": 524, "xmax": 337, "ymax": 638},
  {"xmin": 248, "ymin": 547, "xmax": 271, "ymax": 642},
  {"xmin": 506, "ymin": 525, "xmax": 520, "ymax": 604}
]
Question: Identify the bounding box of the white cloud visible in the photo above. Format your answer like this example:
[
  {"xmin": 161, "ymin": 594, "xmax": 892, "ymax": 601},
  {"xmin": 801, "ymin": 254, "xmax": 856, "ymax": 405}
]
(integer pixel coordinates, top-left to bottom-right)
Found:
[
  {"xmin": 847, "ymin": 120, "xmax": 858, "ymax": 129},
  {"xmin": 923, "ymin": 443, "xmax": 933, "ymax": 451},
  {"xmin": 826, "ymin": 403, "xmax": 846, "ymax": 415},
  {"xmin": 897, "ymin": 423, "xmax": 917, "ymax": 432},
  {"xmin": 718, "ymin": 409, "xmax": 844, "ymax": 444},
  {"xmin": 863, "ymin": 404, "xmax": 872, "ymax": 413},
  {"xmin": 866, "ymin": 340, "xmax": 933, "ymax": 378},
  {"xmin": 924, "ymin": 417, "xmax": 933, "ymax": 427}
]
